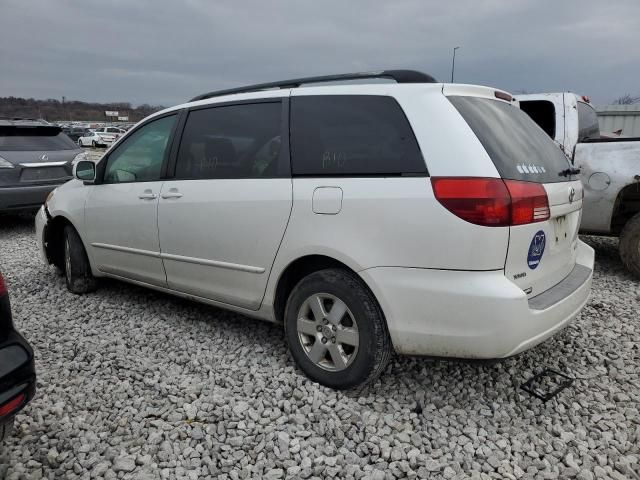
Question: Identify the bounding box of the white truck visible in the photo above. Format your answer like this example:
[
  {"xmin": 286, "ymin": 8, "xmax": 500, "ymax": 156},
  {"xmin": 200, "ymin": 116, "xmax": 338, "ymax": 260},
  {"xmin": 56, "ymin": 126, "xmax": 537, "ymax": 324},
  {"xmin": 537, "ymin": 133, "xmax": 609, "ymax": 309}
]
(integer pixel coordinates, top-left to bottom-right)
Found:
[{"xmin": 517, "ymin": 93, "xmax": 640, "ymax": 278}]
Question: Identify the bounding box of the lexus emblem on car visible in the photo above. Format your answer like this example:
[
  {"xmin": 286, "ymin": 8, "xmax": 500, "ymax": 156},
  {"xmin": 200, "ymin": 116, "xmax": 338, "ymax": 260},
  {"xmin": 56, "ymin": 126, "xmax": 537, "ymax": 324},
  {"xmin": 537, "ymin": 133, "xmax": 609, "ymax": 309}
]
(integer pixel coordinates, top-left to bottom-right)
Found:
[
  {"xmin": 40, "ymin": 154, "xmax": 48, "ymax": 161},
  {"xmin": 569, "ymin": 187, "xmax": 575, "ymax": 203}
]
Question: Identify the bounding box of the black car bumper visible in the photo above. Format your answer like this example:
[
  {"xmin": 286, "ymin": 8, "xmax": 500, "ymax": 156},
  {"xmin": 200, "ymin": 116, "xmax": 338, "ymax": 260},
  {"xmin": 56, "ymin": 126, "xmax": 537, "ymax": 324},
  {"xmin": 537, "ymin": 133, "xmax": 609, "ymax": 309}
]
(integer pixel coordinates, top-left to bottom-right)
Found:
[
  {"xmin": 0, "ymin": 183, "xmax": 69, "ymax": 212},
  {"xmin": 0, "ymin": 330, "xmax": 36, "ymax": 427}
]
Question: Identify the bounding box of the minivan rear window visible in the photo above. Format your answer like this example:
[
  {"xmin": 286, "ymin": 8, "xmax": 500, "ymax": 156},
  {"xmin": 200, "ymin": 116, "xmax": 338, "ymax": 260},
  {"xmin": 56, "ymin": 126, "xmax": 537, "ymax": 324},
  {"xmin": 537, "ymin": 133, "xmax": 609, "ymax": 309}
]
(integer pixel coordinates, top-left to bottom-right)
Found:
[
  {"xmin": 290, "ymin": 95, "xmax": 425, "ymax": 176},
  {"xmin": 0, "ymin": 126, "xmax": 78, "ymax": 151},
  {"xmin": 449, "ymin": 96, "xmax": 571, "ymax": 183}
]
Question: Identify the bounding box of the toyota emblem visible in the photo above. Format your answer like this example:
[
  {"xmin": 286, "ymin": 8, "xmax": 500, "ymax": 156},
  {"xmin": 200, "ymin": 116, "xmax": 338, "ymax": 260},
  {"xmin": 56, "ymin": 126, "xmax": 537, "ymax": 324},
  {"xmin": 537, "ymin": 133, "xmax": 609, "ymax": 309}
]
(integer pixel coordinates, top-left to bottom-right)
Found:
[{"xmin": 569, "ymin": 186, "xmax": 576, "ymax": 203}]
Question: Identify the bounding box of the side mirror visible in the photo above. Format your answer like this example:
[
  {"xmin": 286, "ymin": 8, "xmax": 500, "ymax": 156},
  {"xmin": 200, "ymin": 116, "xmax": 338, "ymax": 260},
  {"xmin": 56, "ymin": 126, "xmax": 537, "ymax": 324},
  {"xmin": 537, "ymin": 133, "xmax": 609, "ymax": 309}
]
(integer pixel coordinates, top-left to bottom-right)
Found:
[{"xmin": 74, "ymin": 160, "xmax": 96, "ymax": 183}]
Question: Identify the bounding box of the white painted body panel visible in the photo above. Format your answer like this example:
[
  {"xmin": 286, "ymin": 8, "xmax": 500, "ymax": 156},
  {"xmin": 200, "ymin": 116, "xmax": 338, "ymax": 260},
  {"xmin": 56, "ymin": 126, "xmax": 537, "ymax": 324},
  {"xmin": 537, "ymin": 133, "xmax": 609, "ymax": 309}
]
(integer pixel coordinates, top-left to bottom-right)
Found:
[
  {"xmin": 41, "ymin": 179, "xmax": 89, "ymax": 234},
  {"xmin": 277, "ymin": 177, "xmax": 509, "ymax": 272},
  {"xmin": 157, "ymin": 179, "xmax": 292, "ymax": 310},
  {"xmin": 84, "ymin": 181, "xmax": 167, "ymax": 286},
  {"xmin": 362, "ymin": 239, "xmax": 593, "ymax": 357}
]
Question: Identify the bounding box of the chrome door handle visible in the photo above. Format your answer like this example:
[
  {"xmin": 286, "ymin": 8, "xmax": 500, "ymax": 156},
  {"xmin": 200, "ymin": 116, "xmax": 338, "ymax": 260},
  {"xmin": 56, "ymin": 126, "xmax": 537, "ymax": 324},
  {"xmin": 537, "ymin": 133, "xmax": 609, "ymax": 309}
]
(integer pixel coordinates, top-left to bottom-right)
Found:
[
  {"xmin": 161, "ymin": 190, "xmax": 183, "ymax": 199},
  {"xmin": 138, "ymin": 192, "xmax": 157, "ymax": 200}
]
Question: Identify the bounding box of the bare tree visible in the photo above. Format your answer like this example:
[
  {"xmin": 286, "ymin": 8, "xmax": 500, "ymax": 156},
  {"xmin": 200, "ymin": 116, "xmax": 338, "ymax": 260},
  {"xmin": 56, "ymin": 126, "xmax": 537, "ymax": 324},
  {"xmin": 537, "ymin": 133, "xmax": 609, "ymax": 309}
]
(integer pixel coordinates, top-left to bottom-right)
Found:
[{"xmin": 612, "ymin": 94, "xmax": 640, "ymax": 105}]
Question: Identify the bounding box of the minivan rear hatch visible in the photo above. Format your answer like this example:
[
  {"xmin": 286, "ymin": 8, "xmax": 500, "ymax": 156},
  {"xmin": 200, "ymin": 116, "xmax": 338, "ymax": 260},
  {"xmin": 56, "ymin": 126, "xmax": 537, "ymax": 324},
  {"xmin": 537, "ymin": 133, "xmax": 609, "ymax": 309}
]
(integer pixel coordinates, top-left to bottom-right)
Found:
[{"xmin": 447, "ymin": 92, "xmax": 582, "ymax": 298}]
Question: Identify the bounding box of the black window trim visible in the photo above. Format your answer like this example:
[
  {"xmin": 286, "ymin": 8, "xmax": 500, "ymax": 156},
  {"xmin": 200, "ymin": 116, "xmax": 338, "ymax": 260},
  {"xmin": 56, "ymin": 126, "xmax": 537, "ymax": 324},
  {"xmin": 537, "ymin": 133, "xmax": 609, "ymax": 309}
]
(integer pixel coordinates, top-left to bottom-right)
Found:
[
  {"xmin": 167, "ymin": 97, "xmax": 290, "ymax": 180},
  {"xmin": 576, "ymin": 100, "xmax": 600, "ymax": 142},
  {"xmin": 96, "ymin": 110, "xmax": 183, "ymax": 185},
  {"xmin": 288, "ymin": 94, "xmax": 428, "ymax": 178}
]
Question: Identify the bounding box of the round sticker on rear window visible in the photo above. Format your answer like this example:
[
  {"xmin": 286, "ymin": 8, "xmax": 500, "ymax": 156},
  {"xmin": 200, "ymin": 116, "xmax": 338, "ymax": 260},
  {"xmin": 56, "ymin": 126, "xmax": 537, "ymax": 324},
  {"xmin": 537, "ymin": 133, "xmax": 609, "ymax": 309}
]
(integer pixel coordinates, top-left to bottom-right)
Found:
[{"xmin": 527, "ymin": 230, "xmax": 546, "ymax": 269}]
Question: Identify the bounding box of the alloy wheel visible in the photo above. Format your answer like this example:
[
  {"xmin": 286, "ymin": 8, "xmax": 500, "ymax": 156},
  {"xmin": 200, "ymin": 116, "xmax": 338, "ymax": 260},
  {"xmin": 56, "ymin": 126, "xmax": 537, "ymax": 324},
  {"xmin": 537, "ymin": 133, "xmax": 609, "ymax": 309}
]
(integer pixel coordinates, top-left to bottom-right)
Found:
[{"xmin": 296, "ymin": 293, "xmax": 359, "ymax": 371}]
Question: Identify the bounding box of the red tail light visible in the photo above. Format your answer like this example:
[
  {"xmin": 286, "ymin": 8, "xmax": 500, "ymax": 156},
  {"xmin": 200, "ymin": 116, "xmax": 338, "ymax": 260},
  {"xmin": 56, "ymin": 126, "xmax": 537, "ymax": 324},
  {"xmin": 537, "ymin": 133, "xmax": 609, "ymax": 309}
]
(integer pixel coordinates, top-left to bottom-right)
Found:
[
  {"xmin": 0, "ymin": 393, "xmax": 25, "ymax": 417},
  {"xmin": 504, "ymin": 180, "xmax": 550, "ymax": 225},
  {"xmin": 431, "ymin": 177, "xmax": 550, "ymax": 227},
  {"xmin": 0, "ymin": 272, "xmax": 7, "ymax": 296}
]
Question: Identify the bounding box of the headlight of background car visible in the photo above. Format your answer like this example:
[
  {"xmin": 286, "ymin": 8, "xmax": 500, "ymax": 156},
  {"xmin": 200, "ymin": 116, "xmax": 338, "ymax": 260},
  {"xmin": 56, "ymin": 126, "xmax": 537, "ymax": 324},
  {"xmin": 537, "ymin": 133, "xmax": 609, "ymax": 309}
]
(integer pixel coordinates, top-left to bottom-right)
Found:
[
  {"xmin": 0, "ymin": 155, "xmax": 15, "ymax": 168},
  {"xmin": 72, "ymin": 152, "xmax": 88, "ymax": 165}
]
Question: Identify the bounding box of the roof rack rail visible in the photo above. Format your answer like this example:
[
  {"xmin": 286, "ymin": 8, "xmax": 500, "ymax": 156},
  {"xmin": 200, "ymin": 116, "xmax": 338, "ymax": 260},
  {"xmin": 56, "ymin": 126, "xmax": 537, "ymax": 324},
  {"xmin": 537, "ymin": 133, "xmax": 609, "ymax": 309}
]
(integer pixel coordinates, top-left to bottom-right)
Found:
[{"xmin": 189, "ymin": 69, "xmax": 437, "ymax": 102}]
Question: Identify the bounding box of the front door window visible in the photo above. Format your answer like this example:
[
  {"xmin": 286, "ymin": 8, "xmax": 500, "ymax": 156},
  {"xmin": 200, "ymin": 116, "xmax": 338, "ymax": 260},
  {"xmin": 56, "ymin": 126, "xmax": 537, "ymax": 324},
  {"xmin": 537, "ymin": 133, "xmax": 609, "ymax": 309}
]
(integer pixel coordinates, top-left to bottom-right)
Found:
[{"xmin": 104, "ymin": 115, "xmax": 176, "ymax": 183}]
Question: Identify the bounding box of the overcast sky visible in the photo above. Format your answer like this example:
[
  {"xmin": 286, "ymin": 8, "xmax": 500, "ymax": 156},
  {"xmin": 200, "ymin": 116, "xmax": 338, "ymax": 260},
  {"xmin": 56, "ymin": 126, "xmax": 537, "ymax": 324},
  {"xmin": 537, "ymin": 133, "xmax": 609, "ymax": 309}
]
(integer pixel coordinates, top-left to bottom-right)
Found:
[{"xmin": 1, "ymin": 0, "xmax": 638, "ymax": 107}]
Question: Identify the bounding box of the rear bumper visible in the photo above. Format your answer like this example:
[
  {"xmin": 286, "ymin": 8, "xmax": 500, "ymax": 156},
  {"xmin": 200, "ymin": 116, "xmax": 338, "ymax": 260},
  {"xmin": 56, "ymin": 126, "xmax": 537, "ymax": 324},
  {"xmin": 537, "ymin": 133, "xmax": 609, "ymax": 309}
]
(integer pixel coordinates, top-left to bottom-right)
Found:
[
  {"xmin": 0, "ymin": 183, "xmax": 69, "ymax": 212},
  {"xmin": 0, "ymin": 330, "xmax": 36, "ymax": 426},
  {"xmin": 360, "ymin": 239, "xmax": 594, "ymax": 358}
]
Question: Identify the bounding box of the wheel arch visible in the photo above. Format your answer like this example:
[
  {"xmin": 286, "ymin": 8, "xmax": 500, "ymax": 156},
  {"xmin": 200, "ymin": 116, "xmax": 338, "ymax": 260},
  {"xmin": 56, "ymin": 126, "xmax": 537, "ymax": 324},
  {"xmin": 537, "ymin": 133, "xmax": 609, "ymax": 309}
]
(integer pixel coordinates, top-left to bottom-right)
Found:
[
  {"xmin": 610, "ymin": 183, "xmax": 640, "ymax": 234},
  {"xmin": 272, "ymin": 254, "xmax": 383, "ymax": 325},
  {"xmin": 44, "ymin": 214, "xmax": 80, "ymax": 272}
]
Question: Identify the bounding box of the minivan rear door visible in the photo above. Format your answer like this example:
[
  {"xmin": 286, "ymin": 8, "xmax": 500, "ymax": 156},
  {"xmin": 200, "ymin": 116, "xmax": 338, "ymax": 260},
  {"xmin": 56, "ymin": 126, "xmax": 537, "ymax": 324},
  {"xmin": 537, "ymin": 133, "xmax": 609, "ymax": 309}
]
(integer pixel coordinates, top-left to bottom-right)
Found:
[{"xmin": 448, "ymin": 94, "xmax": 582, "ymax": 298}]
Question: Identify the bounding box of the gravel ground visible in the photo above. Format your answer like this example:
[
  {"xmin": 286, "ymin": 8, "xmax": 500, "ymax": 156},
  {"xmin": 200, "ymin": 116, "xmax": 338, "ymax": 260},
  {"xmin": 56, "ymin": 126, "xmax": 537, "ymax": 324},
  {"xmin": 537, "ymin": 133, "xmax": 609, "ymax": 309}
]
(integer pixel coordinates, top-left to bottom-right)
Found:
[{"xmin": 0, "ymin": 213, "xmax": 638, "ymax": 480}]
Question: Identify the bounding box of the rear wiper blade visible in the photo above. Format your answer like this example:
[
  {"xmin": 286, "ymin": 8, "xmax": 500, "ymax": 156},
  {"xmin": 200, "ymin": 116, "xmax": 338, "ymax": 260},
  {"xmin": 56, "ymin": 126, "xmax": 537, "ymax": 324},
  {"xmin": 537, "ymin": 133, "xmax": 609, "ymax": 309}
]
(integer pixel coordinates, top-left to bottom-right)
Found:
[{"xmin": 559, "ymin": 167, "xmax": 581, "ymax": 177}]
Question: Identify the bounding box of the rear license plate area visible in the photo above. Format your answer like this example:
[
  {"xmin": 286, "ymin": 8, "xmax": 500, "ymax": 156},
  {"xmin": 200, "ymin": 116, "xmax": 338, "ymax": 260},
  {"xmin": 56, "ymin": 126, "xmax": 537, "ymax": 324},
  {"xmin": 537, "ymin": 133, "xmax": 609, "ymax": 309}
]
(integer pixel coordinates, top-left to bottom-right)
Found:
[
  {"xmin": 553, "ymin": 215, "xmax": 569, "ymax": 245},
  {"xmin": 20, "ymin": 167, "xmax": 68, "ymax": 182}
]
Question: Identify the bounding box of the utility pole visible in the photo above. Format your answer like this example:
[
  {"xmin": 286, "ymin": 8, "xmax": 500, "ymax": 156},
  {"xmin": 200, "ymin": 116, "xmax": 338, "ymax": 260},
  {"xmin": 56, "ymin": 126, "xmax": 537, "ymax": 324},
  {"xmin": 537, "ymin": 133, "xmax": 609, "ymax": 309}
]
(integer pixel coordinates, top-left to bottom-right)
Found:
[{"xmin": 451, "ymin": 46, "xmax": 460, "ymax": 83}]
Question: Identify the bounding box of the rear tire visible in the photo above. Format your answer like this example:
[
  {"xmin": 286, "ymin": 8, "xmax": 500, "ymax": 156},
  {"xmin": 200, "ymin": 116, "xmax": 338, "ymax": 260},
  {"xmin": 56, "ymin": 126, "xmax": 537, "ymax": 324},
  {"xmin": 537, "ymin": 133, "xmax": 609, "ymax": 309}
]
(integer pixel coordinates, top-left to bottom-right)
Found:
[
  {"xmin": 284, "ymin": 268, "xmax": 392, "ymax": 389},
  {"xmin": 91, "ymin": 141, "xmax": 96, "ymax": 148},
  {"xmin": 619, "ymin": 212, "xmax": 640, "ymax": 278},
  {"xmin": 77, "ymin": 139, "xmax": 82, "ymax": 147},
  {"xmin": 63, "ymin": 225, "xmax": 97, "ymax": 294}
]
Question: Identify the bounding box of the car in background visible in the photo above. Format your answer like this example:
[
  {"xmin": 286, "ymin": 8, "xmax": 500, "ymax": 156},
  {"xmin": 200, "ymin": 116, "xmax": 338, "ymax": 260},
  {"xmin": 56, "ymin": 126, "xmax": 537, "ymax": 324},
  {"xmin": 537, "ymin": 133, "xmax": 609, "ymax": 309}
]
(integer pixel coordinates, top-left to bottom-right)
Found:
[
  {"xmin": 95, "ymin": 126, "xmax": 126, "ymax": 137},
  {"xmin": 0, "ymin": 271, "xmax": 36, "ymax": 441},
  {"xmin": 517, "ymin": 92, "xmax": 640, "ymax": 278},
  {"xmin": 62, "ymin": 127, "xmax": 91, "ymax": 142},
  {"xmin": 77, "ymin": 130, "xmax": 118, "ymax": 148},
  {"xmin": 0, "ymin": 118, "xmax": 85, "ymax": 212}
]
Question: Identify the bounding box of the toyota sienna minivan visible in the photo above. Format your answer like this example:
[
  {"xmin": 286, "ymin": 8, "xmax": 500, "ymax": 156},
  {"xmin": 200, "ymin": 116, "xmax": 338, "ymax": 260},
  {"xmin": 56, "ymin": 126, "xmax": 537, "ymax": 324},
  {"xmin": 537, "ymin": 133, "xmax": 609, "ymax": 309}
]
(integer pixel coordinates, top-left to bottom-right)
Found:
[{"xmin": 36, "ymin": 70, "xmax": 594, "ymax": 388}]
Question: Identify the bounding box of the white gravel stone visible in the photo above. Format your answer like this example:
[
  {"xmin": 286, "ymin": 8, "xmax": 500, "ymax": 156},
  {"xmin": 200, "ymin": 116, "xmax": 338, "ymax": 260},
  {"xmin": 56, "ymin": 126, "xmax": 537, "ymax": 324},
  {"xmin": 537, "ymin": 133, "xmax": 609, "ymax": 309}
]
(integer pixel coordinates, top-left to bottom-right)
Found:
[
  {"xmin": 112, "ymin": 456, "xmax": 136, "ymax": 472},
  {"xmin": 0, "ymin": 218, "xmax": 637, "ymax": 479}
]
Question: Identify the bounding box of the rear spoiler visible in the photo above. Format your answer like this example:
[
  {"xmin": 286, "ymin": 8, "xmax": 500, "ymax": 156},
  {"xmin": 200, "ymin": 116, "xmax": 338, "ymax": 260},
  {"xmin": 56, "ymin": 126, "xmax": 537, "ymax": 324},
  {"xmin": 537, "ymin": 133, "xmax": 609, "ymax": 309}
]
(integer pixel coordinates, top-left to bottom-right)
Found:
[
  {"xmin": 0, "ymin": 125, "xmax": 62, "ymax": 136},
  {"xmin": 442, "ymin": 84, "xmax": 517, "ymax": 105}
]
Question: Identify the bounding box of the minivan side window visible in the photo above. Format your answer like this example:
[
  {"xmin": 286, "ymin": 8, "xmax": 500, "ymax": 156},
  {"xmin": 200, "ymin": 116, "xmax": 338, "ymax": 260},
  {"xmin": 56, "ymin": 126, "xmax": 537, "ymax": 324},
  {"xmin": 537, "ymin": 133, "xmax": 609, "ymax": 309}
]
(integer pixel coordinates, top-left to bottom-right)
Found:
[
  {"xmin": 103, "ymin": 114, "xmax": 176, "ymax": 183},
  {"xmin": 175, "ymin": 102, "xmax": 285, "ymax": 180},
  {"xmin": 290, "ymin": 95, "xmax": 425, "ymax": 176},
  {"xmin": 577, "ymin": 102, "xmax": 600, "ymax": 141}
]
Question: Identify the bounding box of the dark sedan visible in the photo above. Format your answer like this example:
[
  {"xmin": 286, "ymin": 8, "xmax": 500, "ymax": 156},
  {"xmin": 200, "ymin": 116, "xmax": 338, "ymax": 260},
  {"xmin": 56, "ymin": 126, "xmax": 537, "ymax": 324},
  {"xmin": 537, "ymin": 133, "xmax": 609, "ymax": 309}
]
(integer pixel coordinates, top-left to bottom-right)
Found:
[
  {"xmin": 0, "ymin": 270, "xmax": 35, "ymax": 440},
  {"xmin": 0, "ymin": 118, "xmax": 85, "ymax": 212}
]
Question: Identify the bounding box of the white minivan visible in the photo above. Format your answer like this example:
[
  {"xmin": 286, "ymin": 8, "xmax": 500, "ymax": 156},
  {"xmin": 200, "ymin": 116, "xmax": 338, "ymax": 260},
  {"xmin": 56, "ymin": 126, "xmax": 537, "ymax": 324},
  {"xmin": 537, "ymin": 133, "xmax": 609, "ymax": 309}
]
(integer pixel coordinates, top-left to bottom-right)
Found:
[{"xmin": 36, "ymin": 70, "xmax": 594, "ymax": 388}]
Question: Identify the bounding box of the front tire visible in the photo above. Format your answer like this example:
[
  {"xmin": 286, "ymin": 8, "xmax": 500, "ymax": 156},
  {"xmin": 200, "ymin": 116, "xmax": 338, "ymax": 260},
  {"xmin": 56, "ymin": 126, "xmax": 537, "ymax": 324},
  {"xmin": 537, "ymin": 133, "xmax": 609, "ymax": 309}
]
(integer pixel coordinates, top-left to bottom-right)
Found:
[
  {"xmin": 77, "ymin": 139, "xmax": 82, "ymax": 147},
  {"xmin": 284, "ymin": 268, "xmax": 392, "ymax": 389},
  {"xmin": 91, "ymin": 140, "xmax": 96, "ymax": 148},
  {"xmin": 619, "ymin": 212, "xmax": 640, "ymax": 278},
  {"xmin": 63, "ymin": 225, "xmax": 97, "ymax": 294}
]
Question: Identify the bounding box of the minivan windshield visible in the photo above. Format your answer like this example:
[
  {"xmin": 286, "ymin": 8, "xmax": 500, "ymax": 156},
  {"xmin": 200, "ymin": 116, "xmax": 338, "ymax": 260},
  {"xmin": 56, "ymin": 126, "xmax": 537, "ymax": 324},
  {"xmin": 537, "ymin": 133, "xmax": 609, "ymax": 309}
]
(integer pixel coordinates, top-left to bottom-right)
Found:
[
  {"xmin": 0, "ymin": 126, "xmax": 78, "ymax": 151},
  {"xmin": 449, "ymin": 96, "xmax": 572, "ymax": 183}
]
